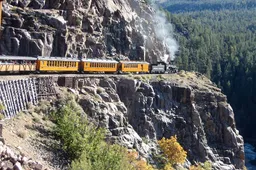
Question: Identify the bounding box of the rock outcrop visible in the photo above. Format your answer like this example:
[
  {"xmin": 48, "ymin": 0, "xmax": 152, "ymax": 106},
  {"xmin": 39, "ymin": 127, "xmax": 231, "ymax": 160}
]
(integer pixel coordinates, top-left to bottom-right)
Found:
[
  {"xmin": 1, "ymin": 0, "xmax": 165, "ymax": 62},
  {"xmin": 65, "ymin": 73, "xmax": 244, "ymax": 170},
  {"xmin": 0, "ymin": 141, "xmax": 44, "ymax": 170}
]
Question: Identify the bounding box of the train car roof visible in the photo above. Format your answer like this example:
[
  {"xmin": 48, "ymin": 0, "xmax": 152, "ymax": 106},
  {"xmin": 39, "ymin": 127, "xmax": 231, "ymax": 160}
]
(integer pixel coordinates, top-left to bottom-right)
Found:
[
  {"xmin": 37, "ymin": 56, "xmax": 80, "ymax": 62},
  {"xmin": 82, "ymin": 58, "xmax": 118, "ymax": 63},
  {"xmin": 0, "ymin": 56, "xmax": 37, "ymax": 60},
  {"xmin": 119, "ymin": 61, "xmax": 149, "ymax": 64}
]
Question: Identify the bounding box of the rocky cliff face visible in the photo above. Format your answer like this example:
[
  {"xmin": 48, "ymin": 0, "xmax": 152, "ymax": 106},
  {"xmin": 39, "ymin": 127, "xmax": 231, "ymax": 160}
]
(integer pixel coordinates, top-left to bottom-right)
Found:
[
  {"xmin": 66, "ymin": 72, "xmax": 244, "ymax": 169},
  {"xmin": 1, "ymin": 0, "xmax": 165, "ymax": 62}
]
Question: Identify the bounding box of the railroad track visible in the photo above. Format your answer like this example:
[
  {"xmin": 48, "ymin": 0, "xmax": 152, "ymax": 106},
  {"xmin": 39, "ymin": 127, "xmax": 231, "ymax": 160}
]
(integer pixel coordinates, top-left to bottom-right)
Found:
[{"xmin": 0, "ymin": 73, "xmax": 168, "ymax": 81}]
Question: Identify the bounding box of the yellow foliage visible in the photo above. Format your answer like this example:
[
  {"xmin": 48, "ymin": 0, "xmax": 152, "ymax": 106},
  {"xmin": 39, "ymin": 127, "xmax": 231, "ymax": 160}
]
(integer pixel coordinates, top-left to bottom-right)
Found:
[
  {"xmin": 163, "ymin": 163, "xmax": 174, "ymax": 170},
  {"xmin": 158, "ymin": 135, "xmax": 187, "ymax": 166},
  {"xmin": 127, "ymin": 150, "xmax": 154, "ymax": 170},
  {"xmin": 189, "ymin": 165, "xmax": 203, "ymax": 170}
]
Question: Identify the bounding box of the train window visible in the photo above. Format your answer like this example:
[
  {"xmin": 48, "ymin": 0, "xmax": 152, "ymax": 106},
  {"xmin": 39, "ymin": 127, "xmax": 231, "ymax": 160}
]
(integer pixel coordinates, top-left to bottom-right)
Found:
[{"xmin": 46, "ymin": 61, "xmax": 49, "ymax": 66}]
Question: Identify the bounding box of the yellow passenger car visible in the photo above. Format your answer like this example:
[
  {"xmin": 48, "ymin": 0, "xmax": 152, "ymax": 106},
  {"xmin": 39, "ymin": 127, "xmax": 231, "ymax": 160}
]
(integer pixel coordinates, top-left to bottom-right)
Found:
[
  {"xmin": 119, "ymin": 61, "xmax": 149, "ymax": 73},
  {"xmin": 37, "ymin": 57, "xmax": 79, "ymax": 72},
  {"xmin": 81, "ymin": 59, "xmax": 118, "ymax": 73},
  {"xmin": 0, "ymin": 56, "xmax": 37, "ymax": 72}
]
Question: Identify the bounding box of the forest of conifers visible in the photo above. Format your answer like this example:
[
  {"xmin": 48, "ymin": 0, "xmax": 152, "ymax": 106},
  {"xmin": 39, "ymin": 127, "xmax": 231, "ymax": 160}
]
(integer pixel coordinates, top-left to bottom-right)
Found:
[{"xmin": 159, "ymin": 0, "xmax": 256, "ymax": 141}]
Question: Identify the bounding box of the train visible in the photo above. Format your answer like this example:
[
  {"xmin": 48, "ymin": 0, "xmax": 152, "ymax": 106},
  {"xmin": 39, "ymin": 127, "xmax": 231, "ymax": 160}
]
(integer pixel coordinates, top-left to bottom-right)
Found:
[{"xmin": 0, "ymin": 56, "xmax": 178, "ymax": 74}]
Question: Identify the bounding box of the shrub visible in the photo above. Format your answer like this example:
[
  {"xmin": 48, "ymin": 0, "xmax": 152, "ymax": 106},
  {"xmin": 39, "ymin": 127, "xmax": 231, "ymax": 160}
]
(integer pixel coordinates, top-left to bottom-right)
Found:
[
  {"xmin": 127, "ymin": 150, "xmax": 154, "ymax": 170},
  {"xmin": 0, "ymin": 103, "xmax": 5, "ymax": 112},
  {"xmin": 34, "ymin": 100, "xmax": 52, "ymax": 114},
  {"xmin": 0, "ymin": 114, "xmax": 4, "ymax": 120},
  {"xmin": 32, "ymin": 117, "xmax": 40, "ymax": 123},
  {"xmin": 51, "ymin": 97, "xmax": 136, "ymax": 170},
  {"xmin": 163, "ymin": 163, "xmax": 174, "ymax": 170},
  {"xmin": 17, "ymin": 130, "xmax": 27, "ymax": 139},
  {"xmin": 96, "ymin": 87, "xmax": 105, "ymax": 94},
  {"xmin": 158, "ymin": 135, "xmax": 187, "ymax": 166},
  {"xmin": 156, "ymin": 74, "xmax": 166, "ymax": 81},
  {"xmin": 189, "ymin": 161, "xmax": 212, "ymax": 170}
]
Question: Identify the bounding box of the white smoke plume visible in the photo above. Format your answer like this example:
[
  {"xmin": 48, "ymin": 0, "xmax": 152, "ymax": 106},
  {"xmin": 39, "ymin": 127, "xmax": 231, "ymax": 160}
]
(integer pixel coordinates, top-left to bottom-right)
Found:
[{"xmin": 151, "ymin": 1, "xmax": 179, "ymax": 62}]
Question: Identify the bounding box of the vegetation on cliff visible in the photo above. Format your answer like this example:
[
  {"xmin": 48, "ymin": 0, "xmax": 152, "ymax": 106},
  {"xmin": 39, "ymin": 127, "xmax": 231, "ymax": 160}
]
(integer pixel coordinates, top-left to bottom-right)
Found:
[
  {"xmin": 160, "ymin": 0, "xmax": 256, "ymax": 141},
  {"xmin": 49, "ymin": 94, "xmax": 154, "ymax": 170}
]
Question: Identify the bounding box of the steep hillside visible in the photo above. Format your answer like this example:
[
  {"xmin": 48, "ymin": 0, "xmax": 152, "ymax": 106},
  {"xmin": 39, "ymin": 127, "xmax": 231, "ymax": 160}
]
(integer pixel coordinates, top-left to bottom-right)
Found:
[
  {"xmin": 1, "ymin": 0, "xmax": 170, "ymax": 63},
  {"xmin": 159, "ymin": 0, "xmax": 256, "ymax": 141},
  {"xmin": 0, "ymin": 73, "xmax": 245, "ymax": 169}
]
